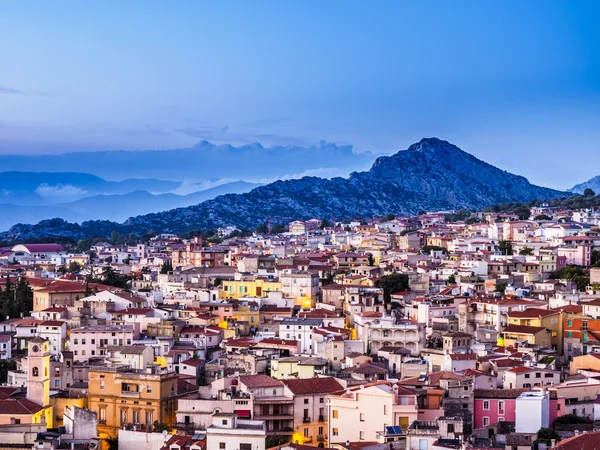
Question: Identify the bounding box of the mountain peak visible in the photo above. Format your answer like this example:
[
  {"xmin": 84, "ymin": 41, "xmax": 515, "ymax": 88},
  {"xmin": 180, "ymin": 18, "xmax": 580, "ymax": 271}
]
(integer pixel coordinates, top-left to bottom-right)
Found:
[{"xmin": 404, "ymin": 137, "xmax": 465, "ymax": 156}]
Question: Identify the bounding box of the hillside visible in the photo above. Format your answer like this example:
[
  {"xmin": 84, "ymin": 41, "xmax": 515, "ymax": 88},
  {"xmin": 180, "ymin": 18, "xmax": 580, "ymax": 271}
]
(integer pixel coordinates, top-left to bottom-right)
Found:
[{"xmin": 0, "ymin": 138, "xmax": 568, "ymax": 241}]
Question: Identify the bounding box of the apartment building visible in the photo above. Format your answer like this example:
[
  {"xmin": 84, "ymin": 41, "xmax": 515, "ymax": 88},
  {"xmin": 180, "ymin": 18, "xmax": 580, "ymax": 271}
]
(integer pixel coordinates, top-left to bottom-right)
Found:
[{"xmin": 69, "ymin": 325, "xmax": 134, "ymax": 362}]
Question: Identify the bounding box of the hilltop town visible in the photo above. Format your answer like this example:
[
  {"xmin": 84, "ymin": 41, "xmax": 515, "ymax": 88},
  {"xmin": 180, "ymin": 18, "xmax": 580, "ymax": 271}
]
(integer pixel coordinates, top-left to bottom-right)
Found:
[{"xmin": 2, "ymin": 206, "xmax": 600, "ymax": 450}]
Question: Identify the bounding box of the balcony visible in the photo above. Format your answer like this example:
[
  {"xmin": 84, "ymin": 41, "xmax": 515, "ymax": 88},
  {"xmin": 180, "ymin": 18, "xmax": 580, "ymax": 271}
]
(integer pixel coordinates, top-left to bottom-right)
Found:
[
  {"xmin": 121, "ymin": 391, "xmax": 141, "ymax": 398},
  {"xmin": 303, "ymin": 417, "xmax": 311, "ymax": 423},
  {"xmin": 255, "ymin": 414, "xmax": 294, "ymax": 421},
  {"xmin": 319, "ymin": 415, "xmax": 325, "ymax": 422}
]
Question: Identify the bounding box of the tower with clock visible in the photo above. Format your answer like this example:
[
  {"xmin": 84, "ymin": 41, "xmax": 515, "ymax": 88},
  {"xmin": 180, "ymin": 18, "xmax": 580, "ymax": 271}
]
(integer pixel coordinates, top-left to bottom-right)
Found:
[{"xmin": 27, "ymin": 336, "xmax": 51, "ymax": 407}]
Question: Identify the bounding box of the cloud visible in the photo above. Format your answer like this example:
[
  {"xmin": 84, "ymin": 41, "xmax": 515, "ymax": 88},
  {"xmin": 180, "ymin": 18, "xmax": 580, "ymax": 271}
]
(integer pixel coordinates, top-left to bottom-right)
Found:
[
  {"xmin": 174, "ymin": 126, "xmax": 229, "ymax": 139},
  {"xmin": 0, "ymin": 84, "xmax": 58, "ymax": 96},
  {"xmin": 0, "ymin": 85, "xmax": 24, "ymax": 95},
  {"xmin": 242, "ymin": 117, "xmax": 292, "ymax": 127},
  {"xmin": 35, "ymin": 184, "xmax": 88, "ymax": 201},
  {"xmin": 169, "ymin": 179, "xmax": 232, "ymax": 196}
]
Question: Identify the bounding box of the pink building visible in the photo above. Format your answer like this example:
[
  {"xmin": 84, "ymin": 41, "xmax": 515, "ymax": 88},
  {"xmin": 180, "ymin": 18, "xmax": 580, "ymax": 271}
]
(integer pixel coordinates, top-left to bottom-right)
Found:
[
  {"xmin": 558, "ymin": 245, "xmax": 592, "ymax": 267},
  {"xmin": 474, "ymin": 388, "xmax": 564, "ymax": 429}
]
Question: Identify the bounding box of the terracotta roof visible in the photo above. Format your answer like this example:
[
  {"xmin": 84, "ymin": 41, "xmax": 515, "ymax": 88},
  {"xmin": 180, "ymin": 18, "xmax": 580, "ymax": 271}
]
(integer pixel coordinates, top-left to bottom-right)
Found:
[
  {"xmin": 502, "ymin": 324, "xmax": 547, "ymax": 334},
  {"xmin": 0, "ymin": 398, "xmax": 46, "ymax": 414},
  {"xmin": 554, "ymin": 431, "xmax": 600, "ymax": 449},
  {"xmin": 474, "ymin": 388, "xmax": 528, "ymax": 399},
  {"xmin": 282, "ymin": 377, "xmax": 343, "ymax": 395},
  {"xmin": 239, "ymin": 374, "xmax": 283, "ymax": 389},
  {"xmin": 507, "ymin": 308, "xmax": 558, "ymax": 318}
]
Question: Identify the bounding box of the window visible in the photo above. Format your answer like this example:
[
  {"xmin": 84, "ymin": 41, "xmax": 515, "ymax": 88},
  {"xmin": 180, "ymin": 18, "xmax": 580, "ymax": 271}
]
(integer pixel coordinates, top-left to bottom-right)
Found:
[
  {"xmin": 383, "ymin": 405, "xmax": 388, "ymax": 415},
  {"xmin": 219, "ymin": 443, "xmax": 226, "ymax": 449},
  {"xmin": 320, "ymin": 397, "xmax": 324, "ymax": 403},
  {"xmin": 222, "ymin": 420, "xmax": 228, "ymax": 425},
  {"xmin": 304, "ymin": 399, "xmax": 309, "ymax": 404},
  {"xmin": 483, "ymin": 401, "xmax": 490, "ymax": 410},
  {"xmin": 536, "ymin": 373, "xmax": 541, "ymax": 378},
  {"xmin": 498, "ymin": 401, "xmax": 504, "ymax": 412},
  {"xmin": 483, "ymin": 417, "xmax": 490, "ymax": 426},
  {"xmin": 332, "ymin": 410, "xmax": 338, "ymax": 419},
  {"xmin": 318, "ymin": 426, "xmax": 324, "ymax": 435},
  {"xmin": 100, "ymin": 381, "xmax": 105, "ymax": 390},
  {"xmin": 333, "ymin": 428, "xmax": 339, "ymax": 436},
  {"xmin": 304, "ymin": 428, "xmax": 309, "ymax": 437},
  {"xmin": 240, "ymin": 445, "xmax": 251, "ymax": 450},
  {"xmin": 524, "ymin": 374, "xmax": 530, "ymax": 379},
  {"xmin": 360, "ymin": 413, "xmax": 365, "ymax": 422},
  {"xmin": 74, "ymin": 339, "xmax": 78, "ymax": 345},
  {"xmin": 146, "ymin": 384, "xmax": 152, "ymax": 394},
  {"xmin": 32, "ymin": 367, "xmax": 39, "ymax": 377},
  {"xmin": 360, "ymin": 431, "xmax": 365, "ymax": 440},
  {"xmin": 583, "ymin": 321, "xmax": 589, "ymax": 330},
  {"xmin": 568, "ymin": 320, "xmax": 573, "ymax": 327},
  {"xmin": 447, "ymin": 423, "xmax": 455, "ymax": 433}
]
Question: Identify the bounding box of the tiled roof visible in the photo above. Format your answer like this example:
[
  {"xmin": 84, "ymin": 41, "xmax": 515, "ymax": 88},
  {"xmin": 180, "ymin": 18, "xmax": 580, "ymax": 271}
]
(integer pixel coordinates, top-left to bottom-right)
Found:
[
  {"xmin": 0, "ymin": 398, "xmax": 46, "ymax": 414},
  {"xmin": 474, "ymin": 388, "xmax": 528, "ymax": 399},
  {"xmin": 554, "ymin": 431, "xmax": 600, "ymax": 449},
  {"xmin": 282, "ymin": 377, "xmax": 343, "ymax": 395},
  {"xmin": 239, "ymin": 374, "xmax": 283, "ymax": 389}
]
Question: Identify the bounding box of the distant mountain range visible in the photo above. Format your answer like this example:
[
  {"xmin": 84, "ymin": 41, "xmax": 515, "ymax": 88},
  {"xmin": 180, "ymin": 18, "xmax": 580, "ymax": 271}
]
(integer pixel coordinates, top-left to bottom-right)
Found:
[
  {"xmin": 570, "ymin": 176, "xmax": 600, "ymax": 195},
  {"xmin": 0, "ymin": 138, "xmax": 569, "ymax": 241},
  {"xmin": 0, "ymin": 172, "xmax": 259, "ymax": 231}
]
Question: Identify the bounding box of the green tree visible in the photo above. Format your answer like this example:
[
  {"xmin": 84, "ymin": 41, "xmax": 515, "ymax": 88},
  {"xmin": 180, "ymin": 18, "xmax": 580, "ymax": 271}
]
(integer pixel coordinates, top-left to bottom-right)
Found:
[
  {"xmin": 160, "ymin": 260, "xmax": 173, "ymax": 274},
  {"xmin": 68, "ymin": 261, "xmax": 82, "ymax": 273},
  {"xmin": 0, "ymin": 360, "xmax": 16, "ymax": 383},
  {"xmin": 534, "ymin": 214, "xmax": 552, "ymax": 221},
  {"xmin": 549, "ymin": 265, "xmax": 590, "ymax": 291},
  {"xmin": 446, "ymin": 274, "xmax": 456, "ymax": 285},
  {"xmin": 584, "ymin": 188, "xmax": 596, "ymax": 197},
  {"xmin": 519, "ymin": 247, "xmax": 534, "ymax": 256},
  {"xmin": 381, "ymin": 214, "xmax": 396, "ymax": 222},
  {"xmin": 375, "ymin": 273, "xmax": 410, "ymax": 304},
  {"xmin": 495, "ymin": 282, "xmax": 508, "ymax": 294},
  {"xmin": 498, "ymin": 240, "xmax": 513, "ymax": 256},
  {"xmin": 535, "ymin": 427, "xmax": 560, "ymax": 448},
  {"xmin": 368, "ymin": 254, "xmax": 375, "ymax": 266},
  {"xmin": 320, "ymin": 219, "xmax": 331, "ymax": 229},
  {"xmin": 106, "ymin": 437, "xmax": 119, "ymax": 450},
  {"xmin": 421, "ymin": 245, "xmax": 448, "ymax": 255}
]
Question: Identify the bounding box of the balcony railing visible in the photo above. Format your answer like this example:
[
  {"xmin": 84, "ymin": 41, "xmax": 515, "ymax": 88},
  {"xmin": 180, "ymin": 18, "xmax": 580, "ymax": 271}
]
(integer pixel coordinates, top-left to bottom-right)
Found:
[
  {"xmin": 303, "ymin": 417, "xmax": 311, "ymax": 423},
  {"xmin": 121, "ymin": 391, "xmax": 141, "ymax": 398}
]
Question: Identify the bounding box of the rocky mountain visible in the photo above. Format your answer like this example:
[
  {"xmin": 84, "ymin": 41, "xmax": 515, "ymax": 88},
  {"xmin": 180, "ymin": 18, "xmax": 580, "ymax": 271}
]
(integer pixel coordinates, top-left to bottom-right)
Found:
[
  {"xmin": 0, "ymin": 138, "xmax": 568, "ymax": 241},
  {"xmin": 570, "ymin": 176, "xmax": 600, "ymax": 195}
]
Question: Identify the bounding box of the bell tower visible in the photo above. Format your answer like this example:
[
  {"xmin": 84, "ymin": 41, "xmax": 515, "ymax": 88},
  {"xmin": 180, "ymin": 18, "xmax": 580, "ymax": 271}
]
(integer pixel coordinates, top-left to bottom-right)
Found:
[{"xmin": 27, "ymin": 336, "xmax": 50, "ymax": 407}]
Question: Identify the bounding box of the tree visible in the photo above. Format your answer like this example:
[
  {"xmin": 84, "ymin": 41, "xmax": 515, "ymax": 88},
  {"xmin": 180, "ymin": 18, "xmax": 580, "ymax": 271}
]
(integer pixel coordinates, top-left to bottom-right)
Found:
[
  {"xmin": 446, "ymin": 274, "xmax": 456, "ymax": 285},
  {"xmin": 584, "ymin": 188, "xmax": 596, "ymax": 197},
  {"xmin": 519, "ymin": 247, "xmax": 534, "ymax": 256},
  {"xmin": 68, "ymin": 261, "xmax": 82, "ymax": 273},
  {"xmin": 0, "ymin": 276, "xmax": 33, "ymax": 319},
  {"xmin": 0, "ymin": 360, "xmax": 16, "ymax": 384},
  {"xmin": 106, "ymin": 437, "xmax": 119, "ymax": 450},
  {"xmin": 375, "ymin": 273, "xmax": 410, "ymax": 304},
  {"xmin": 381, "ymin": 214, "xmax": 396, "ymax": 222},
  {"xmin": 465, "ymin": 216, "xmax": 479, "ymax": 225},
  {"xmin": 320, "ymin": 219, "xmax": 331, "ymax": 229},
  {"xmin": 495, "ymin": 282, "xmax": 508, "ymax": 294},
  {"xmin": 421, "ymin": 245, "xmax": 448, "ymax": 255},
  {"xmin": 498, "ymin": 240, "xmax": 513, "ymax": 256},
  {"xmin": 534, "ymin": 214, "xmax": 552, "ymax": 221},
  {"xmin": 549, "ymin": 265, "xmax": 590, "ymax": 291},
  {"xmin": 513, "ymin": 205, "xmax": 531, "ymax": 220},
  {"xmin": 160, "ymin": 260, "xmax": 173, "ymax": 274},
  {"xmin": 535, "ymin": 427, "xmax": 560, "ymax": 447}
]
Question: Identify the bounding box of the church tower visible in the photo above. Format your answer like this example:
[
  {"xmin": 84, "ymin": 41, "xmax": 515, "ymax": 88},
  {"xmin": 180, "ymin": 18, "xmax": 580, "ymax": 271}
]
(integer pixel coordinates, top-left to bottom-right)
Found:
[{"xmin": 27, "ymin": 336, "xmax": 51, "ymax": 407}]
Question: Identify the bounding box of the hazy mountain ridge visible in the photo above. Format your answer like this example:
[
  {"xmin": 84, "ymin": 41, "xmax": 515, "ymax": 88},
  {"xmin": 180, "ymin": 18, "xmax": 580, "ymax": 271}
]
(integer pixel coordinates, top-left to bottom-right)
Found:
[
  {"xmin": 570, "ymin": 176, "xmax": 600, "ymax": 195},
  {"xmin": 0, "ymin": 138, "xmax": 568, "ymax": 241}
]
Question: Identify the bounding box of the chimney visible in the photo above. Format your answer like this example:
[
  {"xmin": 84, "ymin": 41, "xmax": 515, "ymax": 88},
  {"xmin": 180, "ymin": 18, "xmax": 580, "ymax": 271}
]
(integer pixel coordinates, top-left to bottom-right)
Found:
[{"xmin": 550, "ymin": 439, "xmax": 556, "ymax": 448}]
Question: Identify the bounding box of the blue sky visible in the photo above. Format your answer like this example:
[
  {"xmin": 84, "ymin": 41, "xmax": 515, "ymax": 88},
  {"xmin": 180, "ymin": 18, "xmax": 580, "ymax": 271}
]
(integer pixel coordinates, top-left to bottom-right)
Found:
[{"xmin": 1, "ymin": 1, "xmax": 599, "ymax": 189}]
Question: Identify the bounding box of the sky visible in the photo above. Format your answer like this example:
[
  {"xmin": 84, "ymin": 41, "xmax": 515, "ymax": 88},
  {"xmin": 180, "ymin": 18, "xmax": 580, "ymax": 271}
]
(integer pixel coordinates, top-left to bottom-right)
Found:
[{"xmin": 1, "ymin": 1, "xmax": 600, "ymax": 189}]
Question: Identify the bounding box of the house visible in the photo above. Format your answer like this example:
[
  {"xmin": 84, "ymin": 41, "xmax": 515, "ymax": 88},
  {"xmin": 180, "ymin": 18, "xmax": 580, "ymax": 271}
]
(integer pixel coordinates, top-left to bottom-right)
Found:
[
  {"xmin": 87, "ymin": 365, "xmax": 182, "ymax": 438},
  {"xmin": 502, "ymin": 366, "xmax": 561, "ymax": 389},
  {"xmin": 282, "ymin": 377, "xmax": 343, "ymax": 446},
  {"xmin": 206, "ymin": 413, "xmax": 266, "ymax": 450},
  {"xmin": 500, "ymin": 324, "xmax": 552, "ymax": 349}
]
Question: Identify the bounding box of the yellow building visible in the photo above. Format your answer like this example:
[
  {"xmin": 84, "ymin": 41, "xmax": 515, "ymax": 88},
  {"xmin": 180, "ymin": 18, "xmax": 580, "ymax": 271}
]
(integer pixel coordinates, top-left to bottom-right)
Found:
[
  {"xmin": 88, "ymin": 366, "xmax": 181, "ymax": 438},
  {"xmin": 501, "ymin": 324, "xmax": 552, "ymax": 349},
  {"xmin": 232, "ymin": 303, "xmax": 260, "ymax": 326},
  {"xmin": 271, "ymin": 356, "xmax": 329, "ymax": 379},
  {"xmin": 221, "ymin": 279, "xmax": 282, "ymax": 299},
  {"xmin": 507, "ymin": 308, "xmax": 562, "ymax": 352}
]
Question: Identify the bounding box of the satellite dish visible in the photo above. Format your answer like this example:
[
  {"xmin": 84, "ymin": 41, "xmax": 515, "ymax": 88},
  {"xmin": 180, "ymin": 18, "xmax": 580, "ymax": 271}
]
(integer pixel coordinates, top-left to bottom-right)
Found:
[{"xmin": 163, "ymin": 430, "xmax": 168, "ymax": 436}]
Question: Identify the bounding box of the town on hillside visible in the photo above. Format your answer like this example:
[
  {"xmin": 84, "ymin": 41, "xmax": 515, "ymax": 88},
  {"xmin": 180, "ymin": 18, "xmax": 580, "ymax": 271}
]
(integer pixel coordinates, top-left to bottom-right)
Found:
[{"xmin": 3, "ymin": 208, "xmax": 600, "ymax": 450}]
